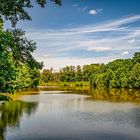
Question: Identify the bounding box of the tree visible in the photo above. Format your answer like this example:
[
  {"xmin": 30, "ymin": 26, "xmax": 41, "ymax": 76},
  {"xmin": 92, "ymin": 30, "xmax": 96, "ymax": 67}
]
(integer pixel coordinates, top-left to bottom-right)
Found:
[
  {"xmin": 7, "ymin": 29, "xmax": 43, "ymax": 69},
  {"xmin": 133, "ymin": 52, "xmax": 140, "ymax": 64},
  {"xmin": 104, "ymin": 69, "xmax": 115, "ymax": 88},
  {"xmin": 90, "ymin": 52, "xmax": 140, "ymax": 89},
  {"xmin": 0, "ymin": 0, "xmax": 61, "ymax": 26},
  {"xmin": 0, "ymin": 27, "xmax": 16, "ymax": 92},
  {"xmin": 83, "ymin": 64, "xmax": 99, "ymax": 81},
  {"xmin": 130, "ymin": 63, "xmax": 140, "ymax": 88},
  {"xmin": 76, "ymin": 65, "xmax": 83, "ymax": 81},
  {"xmin": 0, "ymin": 0, "xmax": 61, "ymax": 93},
  {"xmin": 41, "ymin": 69, "xmax": 53, "ymax": 83},
  {"xmin": 0, "ymin": 25, "xmax": 43, "ymax": 93},
  {"xmin": 59, "ymin": 66, "xmax": 76, "ymax": 82},
  {"xmin": 39, "ymin": 52, "xmax": 140, "ymax": 89}
]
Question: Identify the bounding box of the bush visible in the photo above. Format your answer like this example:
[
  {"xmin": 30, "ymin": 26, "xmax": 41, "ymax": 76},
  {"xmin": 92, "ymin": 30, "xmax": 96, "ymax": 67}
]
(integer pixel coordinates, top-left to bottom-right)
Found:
[{"xmin": 0, "ymin": 94, "xmax": 12, "ymax": 101}]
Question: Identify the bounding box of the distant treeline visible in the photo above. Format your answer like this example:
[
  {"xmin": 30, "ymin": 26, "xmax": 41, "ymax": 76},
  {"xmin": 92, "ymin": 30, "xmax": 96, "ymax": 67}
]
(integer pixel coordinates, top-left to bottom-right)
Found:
[{"xmin": 40, "ymin": 52, "xmax": 140, "ymax": 89}]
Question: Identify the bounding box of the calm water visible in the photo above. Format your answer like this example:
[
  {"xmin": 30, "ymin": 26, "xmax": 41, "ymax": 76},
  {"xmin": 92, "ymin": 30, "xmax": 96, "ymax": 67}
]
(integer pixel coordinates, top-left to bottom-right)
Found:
[{"xmin": 0, "ymin": 90, "xmax": 140, "ymax": 140}]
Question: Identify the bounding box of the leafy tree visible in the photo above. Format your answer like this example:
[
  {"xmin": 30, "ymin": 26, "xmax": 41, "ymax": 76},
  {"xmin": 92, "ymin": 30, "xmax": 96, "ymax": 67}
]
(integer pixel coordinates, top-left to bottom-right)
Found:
[
  {"xmin": 29, "ymin": 68, "xmax": 41, "ymax": 87},
  {"xmin": 59, "ymin": 66, "xmax": 75, "ymax": 82},
  {"xmin": 7, "ymin": 29, "xmax": 43, "ymax": 69},
  {"xmin": 14, "ymin": 64, "xmax": 31, "ymax": 90},
  {"xmin": 41, "ymin": 69, "xmax": 53, "ymax": 83},
  {"xmin": 40, "ymin": 52, "xmax": 140, "ymax": 89},
  {"xmin": 0, "ymin": 25, "xmax": 43, "ymax": 93},
  {"xmin": 133, "ymin": 52, "xmax": 140, "ymax": 64},
  {"xmin": 130, "ymin": 63, "xmax": 140, "ymax": 88},
  {"xmin": 76, "ymin": 65, "xmax": 83, "ymax": 81},
  {"xmin": 0, "ymin": 0, "xmax": 62, "ymax": 94},
  {"xmin": 0, "ymin": 0, "xmax": 61, "ymax": 26},
  {"xmin": 0, "ymin": 27, "xmax": 16, "ymax": 92},
  {"xmin": 83, "ymin": 64, "xmax": 99, "ymax": 81},
  {"xmin": 104, "ymin": 69, "xmax": 115, "ymax": 88}
]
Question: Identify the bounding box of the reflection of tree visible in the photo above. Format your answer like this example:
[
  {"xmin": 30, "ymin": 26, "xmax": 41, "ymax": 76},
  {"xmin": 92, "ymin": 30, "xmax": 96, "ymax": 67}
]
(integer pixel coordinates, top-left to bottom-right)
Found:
[
  {"xmin": 90, "ymin": 88, "xmax": 140, "ymax": 102},
  {"xmin": 0, "ymin": 101, "xmax": 38, "ymax": 140},
  {"xmin": 38, "ymin": 86, "xmax": 140, "ymax": 102}
]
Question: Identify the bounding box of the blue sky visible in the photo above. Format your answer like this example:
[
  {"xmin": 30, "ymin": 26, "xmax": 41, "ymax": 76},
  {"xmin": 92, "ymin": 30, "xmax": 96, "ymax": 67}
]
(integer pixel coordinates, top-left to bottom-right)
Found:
[{"xmin": 9, "ymin": 0, "xmax": 140, "ymax": 70}]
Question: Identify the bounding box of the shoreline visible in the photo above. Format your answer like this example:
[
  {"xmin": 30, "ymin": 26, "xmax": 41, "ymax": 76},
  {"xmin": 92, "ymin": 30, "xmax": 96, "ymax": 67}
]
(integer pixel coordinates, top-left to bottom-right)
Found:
[{"xmin": 0, "ymin": 84, "xmax": 140, "ymax": 103}]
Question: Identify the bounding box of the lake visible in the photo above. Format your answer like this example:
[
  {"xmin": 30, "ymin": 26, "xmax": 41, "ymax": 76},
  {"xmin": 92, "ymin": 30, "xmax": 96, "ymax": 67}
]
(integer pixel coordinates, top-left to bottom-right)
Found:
[{"xmin": 0, "ymin": 89, "xmax": 140, "ymax": 140}]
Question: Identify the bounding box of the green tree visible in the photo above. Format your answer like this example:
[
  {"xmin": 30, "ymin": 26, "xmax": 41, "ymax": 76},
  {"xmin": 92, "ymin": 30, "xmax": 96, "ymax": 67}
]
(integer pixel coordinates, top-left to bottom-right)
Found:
[
  {"xmin": 0, "ymin": 27, "xmax": 16, "ymax": 93},
  {"xmin": 59, "ymin": 66, "xmax": 76, "ymax": 82},
  {"xmin": 0, "ymin": 0, "xmax": 62, "ymax": 94},
  {"xmin": 76, "ymin": 65, "xmax": 83, "ymax": 81},
  {"xmin": 7, "ymin": 29, "xmax": 43, "ymax": 69},
  {"xmin": 133, "ymin": 52, "xmax": 140, "ymax": 64},
  {"xmin": 130, "ymin": 63, "xmax": 140, "ymax": 88},
  {"xmin": 0, "ymin": 26, "xmax": 43, "ymax": 93},
  {"xmin": 0, "ymin": 0, "xmax": 61, "ymax": 26},
  {"xmin": 41, "ymin": 69, "xmax": 53, "ymax": 83},
  {"xmin": 104, "ymin": 69, "xmax": 115, "ymax": 88}
]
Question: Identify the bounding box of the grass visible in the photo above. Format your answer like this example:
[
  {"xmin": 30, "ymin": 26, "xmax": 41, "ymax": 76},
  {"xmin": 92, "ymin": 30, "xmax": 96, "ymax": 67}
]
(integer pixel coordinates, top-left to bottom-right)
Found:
[{"xmin": 40, "ymin": 81, "xmax": 90, "ymax": 87}]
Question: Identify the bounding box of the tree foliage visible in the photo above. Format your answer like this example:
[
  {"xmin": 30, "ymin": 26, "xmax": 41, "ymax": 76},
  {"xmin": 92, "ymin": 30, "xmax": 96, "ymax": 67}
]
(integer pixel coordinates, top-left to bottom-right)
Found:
[
  {"xmin": 40, "ymin": 52, "xmax": 140, "ymax": 89},
  {"xmin": 0, "ymin": 25, "xmax": 42, "ymax": 93},
  {"xmin": 0, "ymin": 0, "xmax": 61, "ymax": 26},
  {"xmin": 0, "ymin": 0, "xmax": 62, "ymax": 94}
]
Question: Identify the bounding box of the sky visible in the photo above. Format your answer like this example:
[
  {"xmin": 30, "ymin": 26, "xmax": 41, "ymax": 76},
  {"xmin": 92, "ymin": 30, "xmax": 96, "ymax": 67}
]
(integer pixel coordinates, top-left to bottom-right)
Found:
[{"xmin": 7, "ymin": 0, "xmax": 140, "ymax": 71}]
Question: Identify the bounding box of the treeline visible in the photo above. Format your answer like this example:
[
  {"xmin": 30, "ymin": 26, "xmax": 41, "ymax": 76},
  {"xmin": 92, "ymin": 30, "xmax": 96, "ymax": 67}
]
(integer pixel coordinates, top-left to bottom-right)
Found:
[
  {"xmin": 40, "ymin": 52, "xmax": 140, "ymax": 88},
  {"xmin": 0, "ymin": 25, "xmax": 43, "ymax": 93}
]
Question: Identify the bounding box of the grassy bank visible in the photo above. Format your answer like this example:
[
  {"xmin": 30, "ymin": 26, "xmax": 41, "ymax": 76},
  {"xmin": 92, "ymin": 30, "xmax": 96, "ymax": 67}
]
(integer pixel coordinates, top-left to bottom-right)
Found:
[
  {"xmin": 39, "ymin": 82, "xmax": 140, "ymax": 102},
  {"xmin": 1, "ymin": 81, "xmax": 140, "ymax": 103},
  {"xmin": 0, "ymin": 89, "xmax": 40, "ymax": 101},
  {"xmin": 40, "ymin": 81, "xmax": 90, "ymax": 87}
]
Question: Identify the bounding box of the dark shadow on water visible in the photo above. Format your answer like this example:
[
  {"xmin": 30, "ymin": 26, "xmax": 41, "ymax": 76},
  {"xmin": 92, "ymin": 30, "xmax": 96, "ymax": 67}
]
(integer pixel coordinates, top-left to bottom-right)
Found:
[{"xmin": 0, "ymin": 101, "xmax": 38, "ymax": 140}]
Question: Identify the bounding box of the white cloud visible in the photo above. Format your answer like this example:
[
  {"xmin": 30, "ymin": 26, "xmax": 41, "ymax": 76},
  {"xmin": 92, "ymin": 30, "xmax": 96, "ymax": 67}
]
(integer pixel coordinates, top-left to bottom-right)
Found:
[
  {"xmin": 26, "ymin": 15, "xmax": 140, "ymax": 70},
  {"xmin": 89, "ymin": 10, "xmax": 97, "ymax": 15},
  {"xmin": 89, "ymin": 8, "xmax": 102, "ymax": 15},
  {"xmin": 36, "ymin": 56, "xmax": 120, "ymax": 72},
  {"xmin": 87, "ymin": 46, "xmax": 112, "ymax": 52},
  {"xmin": 26, "ymin": 15, "xmax": 140, "ymax": 37},
  {"xmin": 122, "ymin": 51, "xmax": 129, "ymax": 55}
]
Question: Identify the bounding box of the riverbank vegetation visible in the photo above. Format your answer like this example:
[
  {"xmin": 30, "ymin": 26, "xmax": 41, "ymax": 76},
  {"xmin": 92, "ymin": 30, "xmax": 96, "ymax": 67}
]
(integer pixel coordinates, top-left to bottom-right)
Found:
[
  {"xmin": 40, "ymin": 52, "xmax": 140, "ymax": 89},
  {"xmin": 39, "ymin": 52, "xmax": 140, "ymax": 102}
]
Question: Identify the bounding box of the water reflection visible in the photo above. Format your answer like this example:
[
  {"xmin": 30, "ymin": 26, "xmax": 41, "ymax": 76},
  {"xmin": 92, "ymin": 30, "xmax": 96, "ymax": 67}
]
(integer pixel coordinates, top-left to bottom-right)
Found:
[
  {"xmin": 0, "ymin": 101, "xmax": 38, "ymax": 140},
  {"xmin": 37, "ymin": 86, "xmax": 140, "ymax": 102},
  {"xmin": 0, "ymin": 88, "xmax": 140, "ymax": 140},
  {"xmin": 91, "ymin": 88, "xmax": 140, "ymax": 102}
]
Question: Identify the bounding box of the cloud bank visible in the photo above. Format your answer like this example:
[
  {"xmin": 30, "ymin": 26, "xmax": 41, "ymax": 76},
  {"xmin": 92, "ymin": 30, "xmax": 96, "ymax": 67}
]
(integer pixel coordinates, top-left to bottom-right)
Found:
[{"xmin": 26, "ymin": 15, "xmax": 140, "ymax": 71}]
